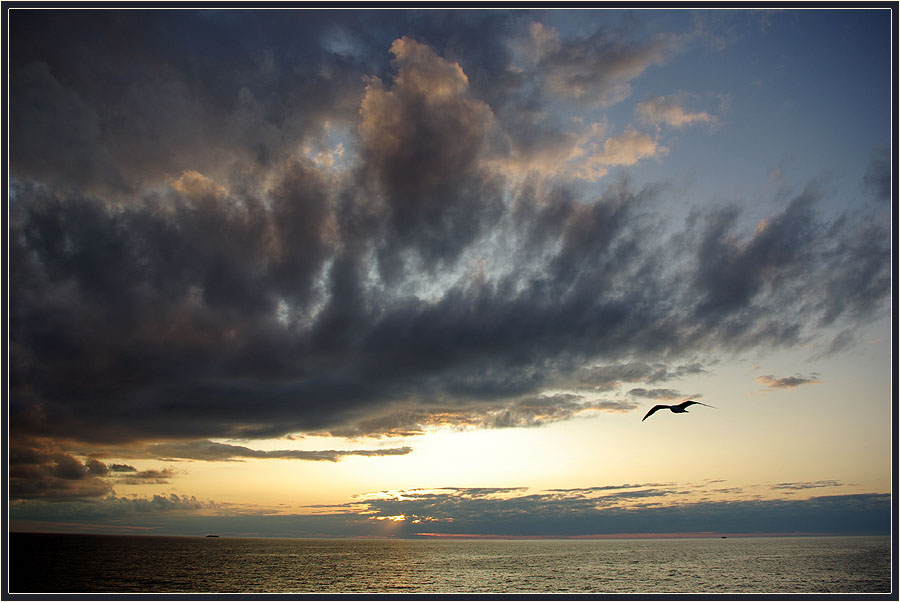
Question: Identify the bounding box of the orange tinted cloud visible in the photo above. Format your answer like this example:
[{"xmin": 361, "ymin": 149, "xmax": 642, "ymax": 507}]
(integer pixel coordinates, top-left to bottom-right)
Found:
[{"xmin": 755, "ymin": 374, "xmax": 821, "ymax": 390}]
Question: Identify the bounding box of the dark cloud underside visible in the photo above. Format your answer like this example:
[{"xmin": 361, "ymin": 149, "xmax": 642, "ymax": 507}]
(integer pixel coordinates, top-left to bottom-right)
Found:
[{"xmin": 9, "ymin": 11, "xmax": 890, "ymax": 454}]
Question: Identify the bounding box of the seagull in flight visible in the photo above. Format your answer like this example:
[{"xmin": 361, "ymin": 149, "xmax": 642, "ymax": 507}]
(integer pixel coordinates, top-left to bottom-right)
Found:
[{"xmin": 642, "ymin": 400, "xmax": 715, "ymax": 422}]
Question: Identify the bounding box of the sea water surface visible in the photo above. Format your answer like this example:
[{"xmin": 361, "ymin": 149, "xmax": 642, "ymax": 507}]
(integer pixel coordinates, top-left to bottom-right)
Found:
[{"xmin": 10, "ymin": 533, "xmax": 891, "ymax": 594}]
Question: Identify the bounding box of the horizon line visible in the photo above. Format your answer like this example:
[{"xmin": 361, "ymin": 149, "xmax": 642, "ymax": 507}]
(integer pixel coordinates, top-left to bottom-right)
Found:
[{"xmin": 11, "ymin": 529, "xmax": 885, "ymax": 541}]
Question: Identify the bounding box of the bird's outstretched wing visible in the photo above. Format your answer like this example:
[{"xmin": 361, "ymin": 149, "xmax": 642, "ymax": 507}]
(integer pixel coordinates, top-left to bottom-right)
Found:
[
  {"xmin": 642, "ymin": 405, "xmax": 669, "ymax": 421},
  {"xmin": 681, "ymin": 400, "xmax": 715, "ymax": 409}
]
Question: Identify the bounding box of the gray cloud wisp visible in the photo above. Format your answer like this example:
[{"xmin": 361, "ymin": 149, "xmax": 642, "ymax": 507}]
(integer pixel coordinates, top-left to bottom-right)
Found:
[
  {"xmin": 146, "ymin": 441, "xmax": 413, "ymax": 462},
  {"xmin": 756, "ymin": 373, "xmax": 821, "ymax": 390}
]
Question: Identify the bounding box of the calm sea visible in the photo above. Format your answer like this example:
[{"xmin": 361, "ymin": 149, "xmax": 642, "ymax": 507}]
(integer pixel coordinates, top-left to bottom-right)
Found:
[{"xmin": 9, "ymin": 533, "xmax": 892, "ymax": 594}]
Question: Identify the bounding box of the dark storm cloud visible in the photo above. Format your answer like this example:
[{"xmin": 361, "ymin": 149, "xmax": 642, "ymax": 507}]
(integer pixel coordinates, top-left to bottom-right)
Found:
[
  {"xmin": 688, "ymin": 184, "xmax": 889, "ymax": 346},
  {"xmin": 756, "ymin": 373, "xmax": 820, "ymax": 390},
  {"xmin": 8, "ymin": 11, "xmax": 891, "ymax": 462},
  {"xmin": 692, "ymin": 190, "xmax": 819, "ymax": 318},
  {"xmin": 815, "ymin": 211, "xmax": 892, "ymax": 327},
  {"xmin": 10, "ymin": 61, "xmax": 124, "ymax": 193},
  {"xmin": 9, "ymin": 10, "xmax": 392, "ymax": 194}
]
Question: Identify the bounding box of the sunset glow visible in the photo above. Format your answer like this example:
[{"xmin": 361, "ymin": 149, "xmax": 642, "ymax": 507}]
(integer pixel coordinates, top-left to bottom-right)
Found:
[{"xmin": 7, "ymin": 7, "xmax": 892, "ymax": 540}]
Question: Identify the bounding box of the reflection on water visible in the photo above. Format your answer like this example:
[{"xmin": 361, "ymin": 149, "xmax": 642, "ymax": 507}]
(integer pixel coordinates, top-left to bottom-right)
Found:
[{"xmin": 11, "ymin": 533, "xmax": 891, "ymax": 593}]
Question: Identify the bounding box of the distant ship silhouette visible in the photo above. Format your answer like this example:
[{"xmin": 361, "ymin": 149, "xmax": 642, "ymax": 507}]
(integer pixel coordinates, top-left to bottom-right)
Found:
[{"xmin": 206, "ymin": 534, "xmax": 220, "ymax": 538}]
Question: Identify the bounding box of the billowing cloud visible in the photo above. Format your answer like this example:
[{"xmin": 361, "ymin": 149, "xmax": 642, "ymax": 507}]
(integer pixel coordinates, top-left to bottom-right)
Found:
[
  {"xmin": 756, "ymin": 373, "xmax": 821, "ymax": 390},
  {"xmin": 358, "ymin": 35, "xmax": 503, "ymax": 271}
]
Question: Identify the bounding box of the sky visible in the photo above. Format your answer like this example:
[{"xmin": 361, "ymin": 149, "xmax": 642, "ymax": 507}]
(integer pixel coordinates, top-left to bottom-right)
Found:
[{"xmin": 6, "ymin": 7, "xmax": 894, "ymax": 539}]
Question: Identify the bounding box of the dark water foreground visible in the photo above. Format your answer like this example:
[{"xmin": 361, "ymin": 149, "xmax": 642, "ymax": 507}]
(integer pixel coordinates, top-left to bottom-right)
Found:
[{"xmin": 9, "ymin": 532, "xmax": 891, "ymax": 594}]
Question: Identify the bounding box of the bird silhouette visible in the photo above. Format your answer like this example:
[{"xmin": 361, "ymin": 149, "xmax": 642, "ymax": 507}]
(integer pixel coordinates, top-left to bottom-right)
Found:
[{"xmin": 642, "ymin": 400, "xmax": 715, "ymax": 422}]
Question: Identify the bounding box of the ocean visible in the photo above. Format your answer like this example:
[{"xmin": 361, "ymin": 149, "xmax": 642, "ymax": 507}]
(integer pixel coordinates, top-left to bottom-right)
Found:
[{"xmin": 9, "ymin": 533, "xmax": 892, "ymax": 594}]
